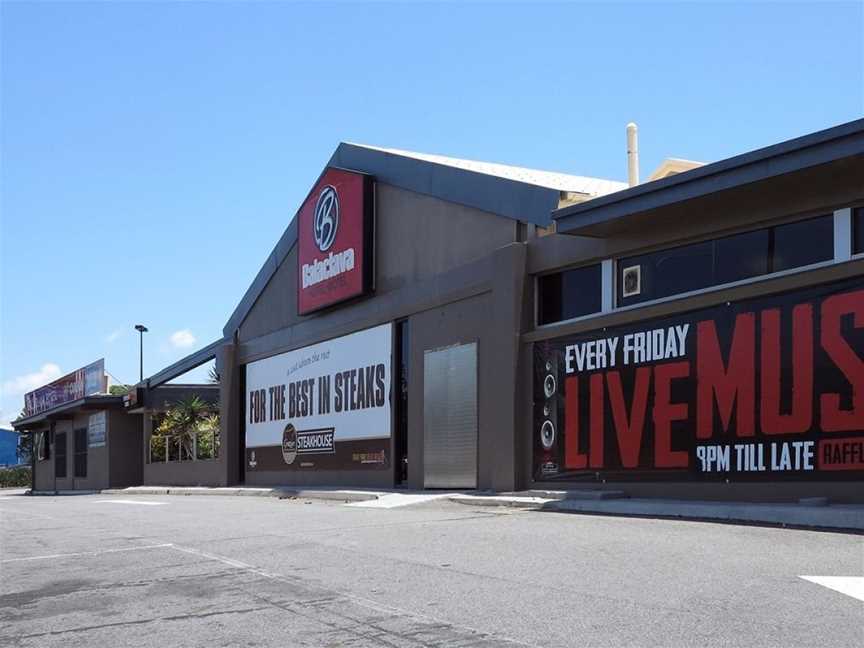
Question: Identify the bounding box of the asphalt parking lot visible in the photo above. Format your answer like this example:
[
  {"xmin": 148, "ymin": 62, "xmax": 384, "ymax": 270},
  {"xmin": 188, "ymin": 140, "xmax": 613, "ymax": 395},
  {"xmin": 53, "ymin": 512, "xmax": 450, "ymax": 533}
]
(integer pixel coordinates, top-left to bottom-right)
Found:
[{"xmin": 0, "ymin": 492, "xmax": 862, "ymax": 648}]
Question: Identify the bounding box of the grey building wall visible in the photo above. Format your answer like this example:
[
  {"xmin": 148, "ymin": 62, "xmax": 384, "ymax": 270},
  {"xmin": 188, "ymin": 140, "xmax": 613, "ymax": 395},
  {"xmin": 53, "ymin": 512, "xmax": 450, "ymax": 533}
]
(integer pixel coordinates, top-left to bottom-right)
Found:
[
  {"xmin": 403, "ymin": 292, "xmax": 492, "ymax": 490},
  {"xmin": 230, "ymin": 183, "xmax": 528, "ymax": 490},
  {"xmin": 237, "ymin": 183, "xmax": 518, "ymax": 344}
]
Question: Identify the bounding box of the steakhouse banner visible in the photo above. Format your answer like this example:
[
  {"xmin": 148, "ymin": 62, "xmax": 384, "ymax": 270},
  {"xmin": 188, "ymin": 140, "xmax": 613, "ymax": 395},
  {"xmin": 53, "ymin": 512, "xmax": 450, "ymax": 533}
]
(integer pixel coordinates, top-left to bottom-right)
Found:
[
  {"xmin": 533, "ymin": 279, "xmax": 864, "ymax": 481},
  {"xmin": 245, "ymin": 324, "xmax": 391, "ymax": 473}
]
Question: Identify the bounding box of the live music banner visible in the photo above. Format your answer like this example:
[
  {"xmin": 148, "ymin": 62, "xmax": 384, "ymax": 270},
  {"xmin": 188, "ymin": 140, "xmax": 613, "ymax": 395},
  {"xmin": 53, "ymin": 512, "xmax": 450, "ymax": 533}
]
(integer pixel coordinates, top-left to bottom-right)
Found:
[{"xmin": 533, "ymin": 279, "xmax": 864, "ymax": 482}]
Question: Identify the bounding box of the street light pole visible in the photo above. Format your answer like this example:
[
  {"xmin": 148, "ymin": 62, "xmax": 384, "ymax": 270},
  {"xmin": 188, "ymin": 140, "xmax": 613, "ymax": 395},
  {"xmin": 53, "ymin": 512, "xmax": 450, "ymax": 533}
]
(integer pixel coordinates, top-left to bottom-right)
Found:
[{"xmin": 134, "ymin": 324, "xmax": 148, "ymax": 383}]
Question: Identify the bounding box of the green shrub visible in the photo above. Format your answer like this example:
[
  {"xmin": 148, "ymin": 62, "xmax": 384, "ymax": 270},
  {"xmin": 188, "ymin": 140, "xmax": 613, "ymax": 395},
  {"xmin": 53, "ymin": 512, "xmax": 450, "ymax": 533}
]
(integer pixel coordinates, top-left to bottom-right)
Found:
[{"xmin": 0, "ymin": 465, "xmax": 31, "ymax": 488}]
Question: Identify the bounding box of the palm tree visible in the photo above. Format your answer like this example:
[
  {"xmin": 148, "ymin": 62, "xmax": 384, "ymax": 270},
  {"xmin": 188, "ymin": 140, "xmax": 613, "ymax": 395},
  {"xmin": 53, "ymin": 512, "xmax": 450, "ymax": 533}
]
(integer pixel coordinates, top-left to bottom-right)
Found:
[{"xmin": 154, "ymin": 396, "xmax": 214, "ymax": 460}]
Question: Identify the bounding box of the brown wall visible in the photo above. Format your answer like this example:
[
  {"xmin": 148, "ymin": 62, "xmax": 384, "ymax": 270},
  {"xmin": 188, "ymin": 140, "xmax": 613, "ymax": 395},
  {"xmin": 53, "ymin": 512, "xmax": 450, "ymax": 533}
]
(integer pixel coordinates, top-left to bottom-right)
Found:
[
  {"xmin": 144, "ymin": 459, "xmax": 227, "ymax": 487},
  {"xmin": 50, "ymin": 412, "xmax": 110, "ymax": 491}
]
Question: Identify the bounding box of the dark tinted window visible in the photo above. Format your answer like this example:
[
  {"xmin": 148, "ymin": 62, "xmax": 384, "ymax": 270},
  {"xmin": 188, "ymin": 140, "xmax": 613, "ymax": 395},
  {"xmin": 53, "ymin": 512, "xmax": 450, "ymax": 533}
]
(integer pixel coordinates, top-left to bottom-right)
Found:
[
  {"xmin": 772, "ymin": 215, "xmax": 833, "ymax": 272},
  {"xmin": 74, "ymin": 428, "xmax": 87, "ymax": 478},
  {"xmin": 55, "ymin": 432, "xmax": 67, "ymax": 479},
  {"xmin": 619, "ymin": 215, "xmax": 835, "ymax": 306},
  {"xmin": 619, "ymin": 240, "xmax": 713, "ymax": 306},
  {"xmin": 853, "ymin": 207, "xmax": 864, "ymax": 255},
  {"xmin": 538, "ymin": 264, "xmax": 602, "ymax": 325},
  {"xmin": 715, "ymin": 229, "xmax": 770, "ymax": 284}
]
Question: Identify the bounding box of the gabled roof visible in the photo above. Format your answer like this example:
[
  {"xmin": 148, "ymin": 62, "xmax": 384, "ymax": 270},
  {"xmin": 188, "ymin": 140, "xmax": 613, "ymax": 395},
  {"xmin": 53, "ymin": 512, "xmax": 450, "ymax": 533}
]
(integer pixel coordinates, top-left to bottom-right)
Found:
[
  {"xmin": 346, "ymin": 143, "xmax": 627, "ymax": 196},
  {"xmin": 223, "ymin": 142, "xmax": 623, "ymax": 336}
]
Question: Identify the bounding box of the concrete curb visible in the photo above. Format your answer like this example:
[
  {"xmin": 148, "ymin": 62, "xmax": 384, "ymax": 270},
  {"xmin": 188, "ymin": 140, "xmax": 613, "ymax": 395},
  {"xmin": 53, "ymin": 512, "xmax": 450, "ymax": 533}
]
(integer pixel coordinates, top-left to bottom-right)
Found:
[
  {"xmin": 27, "ymin": 486, "xmax": 863, "ymax": 531},
  {"xmin": 100, "ymin": 486, "xmax": 379, "ymax": 503},
  {"xmin": 0, "ymin": 488, "xmax": 30, "ymax": 496},
  {"xmin": 448, "ymin": 495, "xmax": 551, "ymax": 509},
  {"xmin": 548, "ymin": 499, "xmax": 864, "ymax": 531},
  {"xmin": 450, "ymin": 494, "xmax": 864, "ymax": 532},
  {"xmin": 30, "ymin": 489, "xmax": 101, "ymax": 496},
  {"xmin": 520, "ymin": 489, "xmax": 628, "ymax": 501}
]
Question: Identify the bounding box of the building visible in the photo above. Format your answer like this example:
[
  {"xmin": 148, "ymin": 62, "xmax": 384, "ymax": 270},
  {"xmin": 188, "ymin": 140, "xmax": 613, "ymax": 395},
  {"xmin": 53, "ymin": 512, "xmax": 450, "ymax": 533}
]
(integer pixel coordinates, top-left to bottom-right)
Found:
[
  {"xmin": 535, "ymin": 119, "xmax": 864, "ymax": 502},
  {"xmin": 148, "ymin": 118, "xmax": 857, "ymax": 502},
  {"xmin": 12, "ymin": 360, "xmax": 219, "ymax": 491},
  {"xmin": 12, "ymin": 360, "xmax": 144, "ymax": 491},
  {"xmin": 15, "ymin": 119, "xmax": 864, "ymax": 501},
  {"xmin": 150, "ymin": 144, "xmax": 629, "ymax": 491}
]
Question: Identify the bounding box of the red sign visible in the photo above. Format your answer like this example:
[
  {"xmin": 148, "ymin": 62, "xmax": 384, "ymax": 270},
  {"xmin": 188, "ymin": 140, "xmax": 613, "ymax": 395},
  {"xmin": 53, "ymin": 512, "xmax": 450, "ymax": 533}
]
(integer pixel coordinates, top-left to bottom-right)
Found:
[{"xmin": 297, "ymin": 167, "xmax": 374, "ymax": 315}]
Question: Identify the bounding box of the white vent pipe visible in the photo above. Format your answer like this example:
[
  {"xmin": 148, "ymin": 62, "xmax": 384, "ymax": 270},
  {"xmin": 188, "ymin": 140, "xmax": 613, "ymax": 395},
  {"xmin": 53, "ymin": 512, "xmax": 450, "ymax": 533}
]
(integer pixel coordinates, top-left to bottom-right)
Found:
[{"xmin": 627, "ymin": 122, "xmax": 639, "ymax": 186}]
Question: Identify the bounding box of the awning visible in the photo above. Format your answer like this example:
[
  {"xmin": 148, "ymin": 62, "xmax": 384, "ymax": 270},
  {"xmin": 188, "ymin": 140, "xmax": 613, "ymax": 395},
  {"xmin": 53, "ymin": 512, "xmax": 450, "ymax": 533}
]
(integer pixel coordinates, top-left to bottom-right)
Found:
[{"xmin": 11, "ymin": 395, "xmax": 124, "ymax": 430}]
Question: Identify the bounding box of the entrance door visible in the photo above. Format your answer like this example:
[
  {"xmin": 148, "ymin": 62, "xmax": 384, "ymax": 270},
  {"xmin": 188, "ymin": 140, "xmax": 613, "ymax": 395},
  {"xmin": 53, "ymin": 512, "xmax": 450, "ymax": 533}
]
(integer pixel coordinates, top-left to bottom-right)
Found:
[{"xmin": 423, "ymin": 342, "xmax": 477, "ymax": 489}]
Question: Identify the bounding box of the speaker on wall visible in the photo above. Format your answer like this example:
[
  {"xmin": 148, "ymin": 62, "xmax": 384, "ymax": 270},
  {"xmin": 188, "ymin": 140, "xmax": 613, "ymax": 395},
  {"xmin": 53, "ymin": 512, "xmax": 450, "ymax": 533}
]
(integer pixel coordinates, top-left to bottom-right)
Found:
[{"xmin": 538, "ymin": 355, "xmax": 560, "ymax": 475}]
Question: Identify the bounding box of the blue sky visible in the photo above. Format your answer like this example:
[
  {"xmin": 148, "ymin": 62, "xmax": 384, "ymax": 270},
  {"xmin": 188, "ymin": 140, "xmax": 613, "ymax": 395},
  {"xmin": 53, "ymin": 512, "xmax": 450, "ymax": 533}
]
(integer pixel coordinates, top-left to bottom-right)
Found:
[{"xmin": 1, "ymin": 1, "xmax": 862, "ymax": 426}]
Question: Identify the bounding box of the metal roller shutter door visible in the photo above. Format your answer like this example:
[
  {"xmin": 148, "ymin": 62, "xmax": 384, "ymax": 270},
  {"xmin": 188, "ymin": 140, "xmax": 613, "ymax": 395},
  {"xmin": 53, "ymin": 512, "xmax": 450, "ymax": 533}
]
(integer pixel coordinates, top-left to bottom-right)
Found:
[{"xmin": 423, "ymin": 342, "xmax": 478, "ymax": 488}]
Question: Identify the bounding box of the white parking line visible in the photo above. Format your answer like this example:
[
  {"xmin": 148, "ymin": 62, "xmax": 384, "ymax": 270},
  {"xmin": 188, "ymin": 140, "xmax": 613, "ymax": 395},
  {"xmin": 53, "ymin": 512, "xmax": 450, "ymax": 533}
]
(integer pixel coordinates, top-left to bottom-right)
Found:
[
  {"xmin": 93, "ymin": 500, "xmax": 166, "ymax": 506},
  {"xmin": 1, "ymin": 543, "xmax": 172, "ymax": 563},
  {"xmin": 800, "ymin": 576, "xmax": 864, "ymax": 602}
]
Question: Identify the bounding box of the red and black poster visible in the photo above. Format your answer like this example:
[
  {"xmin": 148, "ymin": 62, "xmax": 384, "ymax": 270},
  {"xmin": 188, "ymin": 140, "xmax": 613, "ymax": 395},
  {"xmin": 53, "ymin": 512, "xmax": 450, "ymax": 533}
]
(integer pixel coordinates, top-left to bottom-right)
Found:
[
  {"xmin": 533, "ymin": 279, "xmax": 864, "ymax": 481},
  {"xmin": 297, "ymin": 167, "xmax": 374, "ymax": 315}
]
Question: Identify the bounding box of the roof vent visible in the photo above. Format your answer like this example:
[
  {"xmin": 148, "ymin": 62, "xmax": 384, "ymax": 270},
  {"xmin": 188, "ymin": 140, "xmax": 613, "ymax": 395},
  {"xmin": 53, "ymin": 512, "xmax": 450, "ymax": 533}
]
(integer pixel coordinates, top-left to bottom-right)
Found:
[{"xmin": 627, "ymin": 122, "xmax": 639, "ymax": 187}]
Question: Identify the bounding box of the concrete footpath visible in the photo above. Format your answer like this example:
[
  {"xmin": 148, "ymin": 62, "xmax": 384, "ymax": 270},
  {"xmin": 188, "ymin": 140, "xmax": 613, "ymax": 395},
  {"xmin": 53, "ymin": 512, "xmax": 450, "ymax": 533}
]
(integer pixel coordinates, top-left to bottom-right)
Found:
[{"xmin": 22, "ymin": 485, "xmax": 863, "ymax": 532}]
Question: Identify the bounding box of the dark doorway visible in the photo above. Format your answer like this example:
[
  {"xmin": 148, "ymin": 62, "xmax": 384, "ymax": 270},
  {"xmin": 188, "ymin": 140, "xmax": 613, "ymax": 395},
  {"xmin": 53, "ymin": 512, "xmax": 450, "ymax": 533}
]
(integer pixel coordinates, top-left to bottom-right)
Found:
[
  {"xmin": 238, "ymin": 364, "xmax": 246, "ymax": 485},
  {"xmin": 394, "ymin": 320, "xmax": 410, "ymax": 484},
  {"xmin": 73, "ymin": 428, "xmax": 87, "ymax": 478},
  {"xmin": 55, "ymin": 432, "xmax": 67, "ymax": 479}
]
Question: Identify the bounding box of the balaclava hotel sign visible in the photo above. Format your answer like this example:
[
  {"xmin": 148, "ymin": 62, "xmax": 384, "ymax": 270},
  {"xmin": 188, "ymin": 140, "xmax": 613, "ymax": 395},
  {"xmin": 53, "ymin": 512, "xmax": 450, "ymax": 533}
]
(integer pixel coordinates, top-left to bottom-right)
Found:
[{"xmin": 297, "ymin": 167, "xmax": 374, "ymax": 315}]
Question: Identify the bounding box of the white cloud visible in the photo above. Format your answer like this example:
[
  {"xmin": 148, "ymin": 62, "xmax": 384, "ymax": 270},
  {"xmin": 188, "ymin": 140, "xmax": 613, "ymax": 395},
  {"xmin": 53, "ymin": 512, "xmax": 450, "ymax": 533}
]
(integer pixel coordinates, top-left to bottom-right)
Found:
[
  {"xmin": 169, "ymin": 329, "xmax": 196, "ymax": 349},
  {"xmin": 105, "ymin": 329, "xmax": 123, "ymax": 343},
  {"xmin": 1, "ymin": 363, "xmax": 63, "ymax": 397},
  {"xmin": 0, "ymin": 409, "xmax": 14, "ymax": 429}
]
